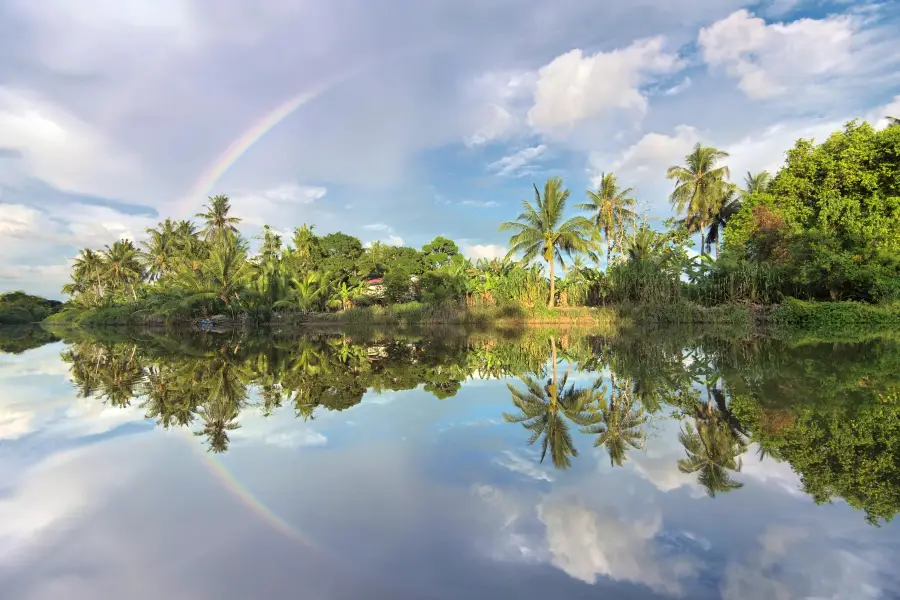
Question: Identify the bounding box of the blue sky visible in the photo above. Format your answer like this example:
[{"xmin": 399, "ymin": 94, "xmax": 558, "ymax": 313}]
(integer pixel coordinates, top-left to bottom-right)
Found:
[{"xmin": 1, "ymin": 0, "xmax": 899, "ymax": 297}]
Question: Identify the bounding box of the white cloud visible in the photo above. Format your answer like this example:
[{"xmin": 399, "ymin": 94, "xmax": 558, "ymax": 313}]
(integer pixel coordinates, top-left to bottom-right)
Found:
[
  {"xmin": 605, "ymin": 124, "xmax": 702, "ymax": 181},
  {"xmin": 459, "ymin": 199, "xmax": 499, "ymax": 208},
  {"xmin": 739, "ymin": 445, "xmax": 803, "ymax": 496},
  {"xmin": 493, "ymin": 450, "xmax": 555, "ymax": 482},
  {"xmin": 229, "ymin": 184, "xmax": 328, "ymax": 228},
  {"xmin": 463, "ymin": 243, "xmax": 508, "ymax": 261},
  {"xmin": 488, "ymin": 144, "xmax": 547, "ymax": 177},
  {"xmin": 363, "ymin": 223, "xmax": 391, "ymax": 231},
  {"xmin": 699, "ymin": 9, "xmax": 897, "ymax": 101},
  {"xmin": 463, "ymin": 71, "xmax": 537, "ymax": 146},
  {"xmin": 528, "ymin": 37, "xmax": 683, "ymax": 131},
  {"xmin": 538, "ymin": 500, "xmax": 698, "ymax": 593},
  {"xmin": 361, "ymin": 223, "xmax": 404, "ymax": 247},
  {"xmin": 663, "ymin": 76, "xmax": 692, "ymax": 96},
  {"xmin": 262, "ymin": 430, "xmax": 327, "ymax": 449},
  {"xmin": 868, "ymin": 94, "xmax": 900, "ymax": 129},
  {"xmin": 0, "ymin": 88, "xmax": 145, "ymax": 198}
]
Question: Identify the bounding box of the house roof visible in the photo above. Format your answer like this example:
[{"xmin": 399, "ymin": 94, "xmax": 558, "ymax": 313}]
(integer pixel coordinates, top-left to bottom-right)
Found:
[{"xmin": 364, "ymin": 278, "xmax": 384, "ymax": 285}]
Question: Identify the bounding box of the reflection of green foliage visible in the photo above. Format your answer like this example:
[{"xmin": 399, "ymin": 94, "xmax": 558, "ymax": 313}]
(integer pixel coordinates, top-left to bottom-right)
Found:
[
  {"xmin": 0, "ymin": 325, "xmax": 60, "ymax": 354},
  {"xmin": 46, "ymin": 323, "xmax": 900, "ymax": 526}
]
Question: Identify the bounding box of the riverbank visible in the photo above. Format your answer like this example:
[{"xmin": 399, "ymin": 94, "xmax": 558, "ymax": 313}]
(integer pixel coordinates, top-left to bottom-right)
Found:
[{"xmin": 41, "ymin": 298, "xmax": 900, "ymax": 331}]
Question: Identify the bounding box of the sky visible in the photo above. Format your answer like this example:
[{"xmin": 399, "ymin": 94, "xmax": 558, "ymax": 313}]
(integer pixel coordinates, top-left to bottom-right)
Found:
[{"xmin": 1, "ymin": 0, "xmax": 900, "ymax": 298}]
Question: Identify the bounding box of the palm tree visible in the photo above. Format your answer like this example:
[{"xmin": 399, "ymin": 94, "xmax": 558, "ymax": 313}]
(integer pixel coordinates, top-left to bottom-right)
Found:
[
  {"xmin": 102, "ymin": 240, "xmax": 144, "ymax": 300},
  {"xmin": 503, "ymin": 337, "xmax": 600, "ymax": 470},
  {"xmin": 275, "ymin": 272, "xmax": 330, "ymax": 313},
  {"xmin": 742, "ymin": 170, "xmax": 772, "ymax": 196},
  {"xmin": 142, "ymin": 219, "xmax": 178, "ymax": 281},
  {"xmin": 196, "ymin": 195, "xmax": 241, "ymax": 242},
  {"xmin": 705, "ymin": 185, "xmax": 743, "ymax": 257},
  {"xmin": 166, "ymin": 237, "xmax": 253, "ymax": 319},
  {"xmin": 667, "ymin": 144, "xmax": 731, "ymax": 253},
  {"xmin": 69, "ymin": 248, "xmax": 105, "ymax": 299},
  {"xmin": 677, "ymin": 409, "xmax": 747, "ymax": 497},
  {"xmin": 581, "ymin": 380, "xmax": 647, "ymax": 467},
  {"xmin": 499, "ymin": 177, "xmax": 595, "ymax": 307},
  {"xmin": 577, "ymin": 172, "xmax": 637, "ymax": 269}
]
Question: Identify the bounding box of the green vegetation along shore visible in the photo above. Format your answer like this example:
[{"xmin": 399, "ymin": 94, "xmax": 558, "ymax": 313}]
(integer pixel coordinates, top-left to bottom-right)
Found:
[{"xmin": 20, "ymin": 118, "xmax": 900, "ymax": 329}]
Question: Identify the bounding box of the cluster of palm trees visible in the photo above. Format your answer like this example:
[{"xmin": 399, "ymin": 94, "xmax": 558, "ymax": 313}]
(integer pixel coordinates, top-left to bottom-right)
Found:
[{"xmin": 499, "ymin": 143, "xmax": 772, "ymax": 306}]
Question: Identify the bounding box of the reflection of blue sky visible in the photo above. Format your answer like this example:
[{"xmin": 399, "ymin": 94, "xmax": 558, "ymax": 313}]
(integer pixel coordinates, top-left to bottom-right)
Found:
[{"xmin": 1, "ymin": 345, "xmax": 899, "ymax": 599}]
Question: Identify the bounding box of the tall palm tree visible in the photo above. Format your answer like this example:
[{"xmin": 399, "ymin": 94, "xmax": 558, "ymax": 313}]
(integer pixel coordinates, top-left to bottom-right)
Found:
[
  {"xmin": 577, "ymin": 172, "xmax": 637, "ymax": 269},
  {"xmin": 499, "ymin": 177, "xmax": 595, "ymax": 307},
  {"xmin": 581, "ymin": 379, "xmax": 647, "ymax": 467},
  {"xmin": 70, "ymin": 248, "xmax": 105, "ymax": 299},
  {"xmin": 196, "ymin": 195, "xmax": 241, "ymax": 242},
  {"xmin": 667, "ymin": 144, "xmax": 731, "ymax": 253},
  {"xmin": 102, "ymin": 240, "xmax": 144, "ymax": 300},
  {"xmin": 503, "ymin": 337, "xmax": 600, "ymax": 470},
  {"xmin": 705, "ymin": 185, "xmax": 743, "ymax": 257},
  {"xmin": 142, "ymin": 219, "xmax": 178, "ymax": 281},
  {"xmin": 677, "ymin": 409, "xmax": 747, "ymax": 497},
  {"xmin": 742, "ymin": 170, "xmax": 772, "ymax": 197}
]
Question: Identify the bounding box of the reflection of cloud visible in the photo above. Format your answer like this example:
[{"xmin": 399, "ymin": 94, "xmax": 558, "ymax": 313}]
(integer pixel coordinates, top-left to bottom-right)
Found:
[
  {"xmin": 263, "ymin": 430, "xmax": 327, "ymax": 449},
  {"xmin": 0, "ymin": 444, "xmax": 135, "ymax": 560},
  {"xmin": 538, "ymin": 499, "xmax": 698, "ymax": 594},
  {"xmin": 721, "ymin": 524, "xmax": 888, "ymax": 600},
  {"xmin": 471, "ymin": 484, "xmax": 545, "ymax": 563},
  {"xmin": 494, "ymin": 450, "xmax": 554, "ymax": 482},
  {"xmin": 739, "ymin": 446, "xmax": 802, "ymax": 496}
]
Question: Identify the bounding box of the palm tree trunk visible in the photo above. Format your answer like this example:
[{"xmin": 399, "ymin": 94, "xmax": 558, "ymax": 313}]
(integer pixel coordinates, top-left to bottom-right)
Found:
[
  {"xmin": 698, "ymin": 231, "xmax": 704, "ymax": 256},
  {"xmin": 715, "ymin": 233, "xmax": 720, "ymax": 259},
  {"xmin": 606, "ymin": 227, "xmax": 612, "ymax": 271},
  {"xmin": 548, "ymin": 257, "xmax": 555, "ymax": 308}
]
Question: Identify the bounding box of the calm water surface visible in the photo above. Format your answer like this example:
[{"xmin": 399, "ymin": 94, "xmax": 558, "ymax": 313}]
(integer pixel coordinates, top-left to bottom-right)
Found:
[{"xmin": 1, "ymin": 325, "xmax": 899, "ymax": 599}]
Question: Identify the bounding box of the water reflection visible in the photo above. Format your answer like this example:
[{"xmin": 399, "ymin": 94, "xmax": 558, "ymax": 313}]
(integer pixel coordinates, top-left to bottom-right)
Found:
[
  {"xmin": 2, "ymin": 325, "xmax": 900, "ymax": 598},
  {"xmin": 23, "ymin": 325, "xmax": 897, "ymax": 527}
]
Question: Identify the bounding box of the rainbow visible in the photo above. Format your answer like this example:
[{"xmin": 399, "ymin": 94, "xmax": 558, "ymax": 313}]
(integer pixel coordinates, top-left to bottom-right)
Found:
[
  {"xmin": 179, "ymin": 428, "xmax": 321, "ymax": 549},
  {"xmin": 182, "ymin": 75, "xmax": 347, "ymax": 212}
]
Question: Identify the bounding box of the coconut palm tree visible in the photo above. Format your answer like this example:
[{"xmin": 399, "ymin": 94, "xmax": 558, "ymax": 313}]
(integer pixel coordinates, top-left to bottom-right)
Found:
[
  {"xmin": 275, "ymin": 272, "xmax": 330, "ymax": 313},
  {"xmin": 165, "ymin": 237, "xmax": 253, "ymax": 319},
  {"xmin": 503, "ymin": 337, "xmax": 601, "ymax": 470},
  {"xmin": 499, "ymin": 177, "xmax": 595, "ymax": 307},
  {"xmin": 581, "ymin": 379, "xmax": 647, "ymax": 467},
  {"xmin": 742, "ymin": 170, "xmax": 772, "ymax": 196},
  {"xmin": 102, "ymin": 240, "xmax": 144, "ymax": 300},
  {"xmin": 677, "ymin": 408, "xmax": 747, "ymax": 497},
  {"xmin": 70, "ymin": 248, "xmax": 106, "ymax": 299},
  {"xmin": 577, "ymin": 172, "xmax": 637, "ymax": 269},
  {"xmin": 196, "ymin": 195, "xmax": 241, "ymax": 242},
  {"xmin": 667, "ymin": 144, "xmax": 731, "ymax": 254},
  {"xmin": 142, "ymin": 219, "xmax": 178, "ymax": 281},
  {"xmin": 705, "ymin": 185, "xmax": 743, "ymax": 257}
]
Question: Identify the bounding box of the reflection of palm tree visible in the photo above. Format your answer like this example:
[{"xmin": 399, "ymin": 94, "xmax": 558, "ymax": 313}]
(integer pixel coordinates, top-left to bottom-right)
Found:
[
  {"xmin": 503, "ymin": 337, "xmax": 599, "ymax": 469},
  {"xmin": 677, "ymin": 412, "xmax": 746, "ymax": 497},
  {"xmin": 581, "ymin": 380, "xmax": 647, "ymax": 467}
]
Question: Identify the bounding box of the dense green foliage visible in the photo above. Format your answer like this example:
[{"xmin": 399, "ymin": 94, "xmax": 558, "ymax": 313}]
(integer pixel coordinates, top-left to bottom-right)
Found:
[
  {"xmin": 0, "ymin": 291, "xmax": 62, "ymax": 325},
  {"xmin": 36, "ymin": 324, "xmax": 900, "ymax": 525},
  {"xmin": 50, "ymin": 119, "xmax": 899, "ymax": 324}
]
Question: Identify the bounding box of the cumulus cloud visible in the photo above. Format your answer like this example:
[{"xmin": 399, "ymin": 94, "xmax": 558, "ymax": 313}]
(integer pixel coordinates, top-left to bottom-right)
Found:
[
  {"xmin": 528, "ymin": 37, "xmax": 683, "ymax": 131},
  {"xmin": 463, "ymin": 71, "xmax": 537, "ymax": 146},
  {"xmin": 699, "ymin": 9, "xmax": 899, "ymax": 101},
  {"xmin": 488, "ymin": 145, "xmax": 547, "ymax": 177},
  {"xmin": 0, "ymin": 88, "xmax": 145, "ymax": 198},
  {"xmin": 539, "ymin": 499, "xmax": 698, "ymax": 593},
  {"xmin": 463, "ymin": 243, "xmax": 508, "ymax": 261},
  {"xmin": 228, "ymin": 184, "xmax": 328, "ymax": 227}
]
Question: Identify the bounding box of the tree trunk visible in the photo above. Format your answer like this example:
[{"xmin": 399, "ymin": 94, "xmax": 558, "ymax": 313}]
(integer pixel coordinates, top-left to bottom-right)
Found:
[
  {"xmin": 548, "ymin": 257, "xmax": 555, "ymax": 308},
  {"xmin": 550, "ymin": 336, "xmax": 558, "ymax": 396},
  {"xmin": 715, "ymin": 234, "xmax": 720, "ymax": 259},
  {"xmin": 606, "ymin": 236, "xmax": 612, "ymax": 271},
  {"xmin": 698, "ymin": 231, "xmax": 704, "ymax": 256}
]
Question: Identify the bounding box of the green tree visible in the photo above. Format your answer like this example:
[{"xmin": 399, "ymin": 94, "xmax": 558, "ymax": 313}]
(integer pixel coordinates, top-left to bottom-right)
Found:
[
  {"xmin": 499, "ymin": 177, "xmax": 595, "ymax": 307},
  {"xmin": 196, "ymin": 195, "xmax": 241, "ymax": 242},
  {"xmin": 102, "ymin": 240, "xmax": 144, "ymax": 300},
  {"xmin": 577, "ymin": 172, "xmax": 637, "ymax": 269},
  {"xmin": 142, "ymin": 219, "xmax": 178, "ymax": 281},
  {"xmin": 667, "ymin": 144, "xmax": 731, "ymax": 254},
  {"xmin": 421, "ymin": 236, "xmax": 460, "ymax": 270}
]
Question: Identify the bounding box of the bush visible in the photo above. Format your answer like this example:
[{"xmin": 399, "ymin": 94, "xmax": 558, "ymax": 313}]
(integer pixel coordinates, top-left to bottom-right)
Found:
[{"xmin": 773, "ymin": 298, "xmax": 900, "ymax": 327}]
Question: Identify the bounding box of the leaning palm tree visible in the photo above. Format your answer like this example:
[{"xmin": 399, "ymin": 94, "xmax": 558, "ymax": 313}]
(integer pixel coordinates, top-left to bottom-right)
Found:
[
  {"xmin": 705, "ymin": 185, "xmax": 743, "ymax": 257},
  {"xmin": 499, "ymin": 177, "xmax": 595, "ymax": 307},
  {"xmin": 577, "ymin": 172, "xmax": 637, "ymax": 269},
  {"xmin": 742, "ymin": 170, "xmax": 772, "ymax": 196},
  {"xmin": 196, "ymin": 195, "xmax": 241, "ymax": 242},
  {"xmin": 667, "ymin": 144, "xmax": 731, "ymax": 253}
]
